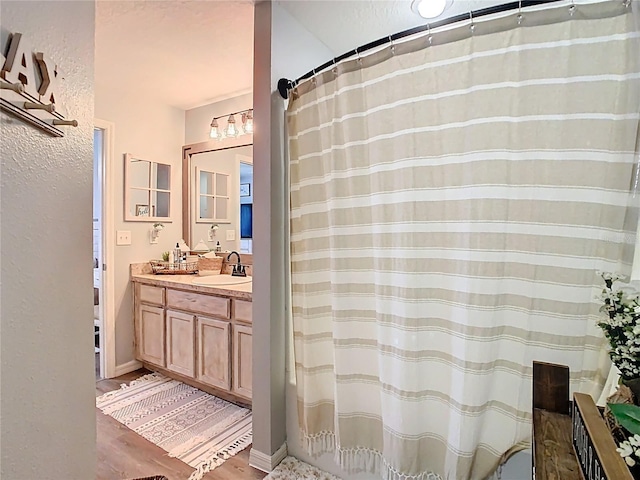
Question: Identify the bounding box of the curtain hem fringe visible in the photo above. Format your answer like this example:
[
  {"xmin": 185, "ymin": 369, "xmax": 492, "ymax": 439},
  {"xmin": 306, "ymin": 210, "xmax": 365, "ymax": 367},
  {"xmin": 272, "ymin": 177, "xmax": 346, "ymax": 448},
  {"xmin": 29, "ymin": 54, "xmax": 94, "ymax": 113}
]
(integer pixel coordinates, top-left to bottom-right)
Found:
[{"xmin": 302, "ymin": 431, "xmax": 443, "ymax": 480}]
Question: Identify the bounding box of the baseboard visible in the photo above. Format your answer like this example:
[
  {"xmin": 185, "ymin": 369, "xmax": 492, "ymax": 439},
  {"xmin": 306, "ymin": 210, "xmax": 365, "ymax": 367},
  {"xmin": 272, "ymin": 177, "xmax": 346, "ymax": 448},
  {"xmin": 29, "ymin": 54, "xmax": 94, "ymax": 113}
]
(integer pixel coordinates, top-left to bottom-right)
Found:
[
  {"xmin": 249, "ymin": 442, "xmax": 288, "ymax": 473},
  {"xmin": 114, "ymin": 359, "xmax": 143, "ymax": 377}
]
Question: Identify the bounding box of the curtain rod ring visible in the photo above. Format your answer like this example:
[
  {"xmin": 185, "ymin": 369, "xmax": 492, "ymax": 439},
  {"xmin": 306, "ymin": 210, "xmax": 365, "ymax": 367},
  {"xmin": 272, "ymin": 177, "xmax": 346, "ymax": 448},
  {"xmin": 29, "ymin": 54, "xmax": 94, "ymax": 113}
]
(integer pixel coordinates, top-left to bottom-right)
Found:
[
  {"xmin": 355, "ymin": 47, "xmax": 363, "ymax": 65},
  {"xmin": 569, "ymin": 0, "xmax": 576, "ymax": 16},
  {"xmin": 389, "ymin": 35, "xmax": 395, "ymax": 55},
  {"xmin": 332, "ymin": 58, "xmax": 338, "ymax": 76},
  {"xmin": 517, "ymin": 0, "xmax": 524, "ymax": 25},
  {"xmin": 427, "ymin": 24, "xmax": 433, "ymax": 46},
  {"xmin": 469, "ymin": 11, "xmax": 476, "ymax": 33}
]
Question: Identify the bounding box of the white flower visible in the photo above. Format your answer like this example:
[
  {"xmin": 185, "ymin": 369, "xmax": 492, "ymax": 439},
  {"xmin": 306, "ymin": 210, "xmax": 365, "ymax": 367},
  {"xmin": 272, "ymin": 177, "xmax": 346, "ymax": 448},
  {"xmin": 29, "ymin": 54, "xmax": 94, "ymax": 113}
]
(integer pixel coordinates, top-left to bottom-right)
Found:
[{"xmin": 629, "ymin": 435, "xmax": 640, "ymax": 447}]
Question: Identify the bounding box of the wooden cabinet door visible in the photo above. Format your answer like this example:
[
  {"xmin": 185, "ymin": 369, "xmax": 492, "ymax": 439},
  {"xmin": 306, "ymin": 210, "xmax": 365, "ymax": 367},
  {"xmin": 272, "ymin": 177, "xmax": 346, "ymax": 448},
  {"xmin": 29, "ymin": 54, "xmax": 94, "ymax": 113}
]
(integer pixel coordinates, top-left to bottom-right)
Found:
[
  {"xmin": 136, "ymin": 304, "xmax": 165, "ymax": 367},
  {"xmin": 232, "ymin": 324, "xmax": 252, "ymax": 399},
  {"xmin": 196, "ymin": 316, "xmax": 230, "ymax": 390},
  {"xmin": 166, "ymin": 309, "xmax": 195, "ymax": 377}
]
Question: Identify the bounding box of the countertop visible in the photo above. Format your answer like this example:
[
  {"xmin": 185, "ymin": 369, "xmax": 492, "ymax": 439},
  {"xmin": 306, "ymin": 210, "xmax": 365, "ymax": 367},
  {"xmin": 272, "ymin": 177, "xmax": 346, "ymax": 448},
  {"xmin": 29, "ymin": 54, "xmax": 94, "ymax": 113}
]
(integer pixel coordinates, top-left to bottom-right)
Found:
[{"xmin": 131, "ymin": 273, "xmax": 252, "ymax": 301}]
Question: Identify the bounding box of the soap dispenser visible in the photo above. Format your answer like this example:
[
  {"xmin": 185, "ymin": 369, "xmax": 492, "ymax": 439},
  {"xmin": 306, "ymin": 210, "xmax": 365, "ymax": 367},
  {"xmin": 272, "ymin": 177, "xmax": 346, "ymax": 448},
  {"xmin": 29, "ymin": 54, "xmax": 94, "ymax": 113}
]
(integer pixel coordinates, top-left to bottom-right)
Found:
[
  {"xmin": 215, "ymin": 241, "xmax": 221, "ymax": 253},
  {"xmin": 173, "ymin": 243, "xmax": 181, "ymax": 263}
]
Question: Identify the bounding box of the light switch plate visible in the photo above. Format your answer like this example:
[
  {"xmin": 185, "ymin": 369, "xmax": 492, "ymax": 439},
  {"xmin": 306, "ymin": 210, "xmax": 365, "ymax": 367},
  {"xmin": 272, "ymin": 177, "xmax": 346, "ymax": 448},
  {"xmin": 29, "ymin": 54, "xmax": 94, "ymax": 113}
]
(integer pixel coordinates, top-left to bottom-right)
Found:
[
  {"xmin": 116, "ymin": 230, "xmax": 132, "ymax": 245},
  {"xmin": 226, "ymin": 229, "xmax": 235, "ymax": 241}
]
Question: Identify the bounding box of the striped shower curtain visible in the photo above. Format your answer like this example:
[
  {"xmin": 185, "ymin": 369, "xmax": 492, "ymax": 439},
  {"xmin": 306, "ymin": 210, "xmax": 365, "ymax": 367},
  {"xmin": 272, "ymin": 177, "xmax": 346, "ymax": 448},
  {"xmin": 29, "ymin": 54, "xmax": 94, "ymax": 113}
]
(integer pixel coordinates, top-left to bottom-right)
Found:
[{"xmin": 288, "ymin": 3, "xmax": 640, "ymax": 480}]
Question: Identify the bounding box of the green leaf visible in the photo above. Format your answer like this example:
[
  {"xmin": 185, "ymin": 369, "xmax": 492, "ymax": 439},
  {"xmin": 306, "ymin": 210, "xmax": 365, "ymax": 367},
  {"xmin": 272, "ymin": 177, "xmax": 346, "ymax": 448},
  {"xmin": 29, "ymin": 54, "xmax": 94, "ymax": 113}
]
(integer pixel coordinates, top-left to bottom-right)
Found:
[{"xmin": 608, "ymin": 403, "xmax": 640, "ymax": 435}]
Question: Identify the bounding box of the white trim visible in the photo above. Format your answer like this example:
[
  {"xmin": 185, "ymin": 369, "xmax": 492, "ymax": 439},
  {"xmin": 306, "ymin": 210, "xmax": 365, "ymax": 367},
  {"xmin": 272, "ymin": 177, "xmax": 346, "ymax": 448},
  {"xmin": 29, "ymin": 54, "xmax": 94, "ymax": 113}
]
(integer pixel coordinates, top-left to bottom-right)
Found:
[
  {"xmin": 95, "ymin": 118, "xmax": 117, "ymax": 379},
  {"xmin": 249, "ymin": 442, "xmax": 288, "ymax": 473},
  {"xmin": 114, "ymin": 359, "xmax": 143, "ymax": 377}
]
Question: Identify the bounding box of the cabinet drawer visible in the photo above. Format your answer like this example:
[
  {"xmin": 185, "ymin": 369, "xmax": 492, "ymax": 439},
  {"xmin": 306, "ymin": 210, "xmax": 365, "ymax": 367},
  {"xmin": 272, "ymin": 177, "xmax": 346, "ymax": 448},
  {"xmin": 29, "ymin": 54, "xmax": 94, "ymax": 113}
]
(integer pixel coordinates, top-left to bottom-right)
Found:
[
  {"xmin": 166, "ymin": 289, "xmax": 230, "ymax": 318},
  {"xmin": 139, "ymin": 284, "xmax": 164, "ymax": 306},
  {"xmin": 233, "ymin": 300, "xmax": 252, "ymax": 324}
]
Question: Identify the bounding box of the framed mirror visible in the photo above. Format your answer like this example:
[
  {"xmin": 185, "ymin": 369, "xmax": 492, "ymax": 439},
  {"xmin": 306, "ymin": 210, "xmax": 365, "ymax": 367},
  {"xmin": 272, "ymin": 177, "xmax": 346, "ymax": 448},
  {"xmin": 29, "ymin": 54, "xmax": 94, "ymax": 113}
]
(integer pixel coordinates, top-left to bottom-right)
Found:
[
  {"xmin": 182, "ymin": 141, "xmax": 253, "ymax": 252},
  {"xmin": 124, "ymin": 153, "xmax": 172, "ymax": 222}
]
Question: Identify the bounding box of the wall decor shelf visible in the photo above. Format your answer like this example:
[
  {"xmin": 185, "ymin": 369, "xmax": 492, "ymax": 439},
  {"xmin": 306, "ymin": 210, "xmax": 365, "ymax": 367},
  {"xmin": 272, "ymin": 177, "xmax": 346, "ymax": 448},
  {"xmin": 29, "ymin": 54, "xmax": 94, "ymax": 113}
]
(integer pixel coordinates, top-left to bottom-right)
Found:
[
  {"xmin": 0, "ymin": 32, "xmax": 78, "ymax": 137},
  {"xmin": 0, "ymin": 95, "xmax": 68, "ymax": 137}
]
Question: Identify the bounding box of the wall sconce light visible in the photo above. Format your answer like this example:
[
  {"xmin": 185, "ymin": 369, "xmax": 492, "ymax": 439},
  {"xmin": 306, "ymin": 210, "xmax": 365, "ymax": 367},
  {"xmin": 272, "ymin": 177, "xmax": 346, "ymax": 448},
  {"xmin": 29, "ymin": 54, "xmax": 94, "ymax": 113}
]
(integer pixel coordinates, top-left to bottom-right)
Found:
[
  {"xmin": 208, "ymin": 224, "xmax": 219, "ymax": 242},
  {"xmin": 150, "ymin": 223, "xmax": 164, "ymax": 244},
  {"xmin": 242, "ymin": 110, "xmax": 253, "ymax": 134},
  {"xmin": 209, "ymin": 109, "xmax": 253, "ymax": 140}
]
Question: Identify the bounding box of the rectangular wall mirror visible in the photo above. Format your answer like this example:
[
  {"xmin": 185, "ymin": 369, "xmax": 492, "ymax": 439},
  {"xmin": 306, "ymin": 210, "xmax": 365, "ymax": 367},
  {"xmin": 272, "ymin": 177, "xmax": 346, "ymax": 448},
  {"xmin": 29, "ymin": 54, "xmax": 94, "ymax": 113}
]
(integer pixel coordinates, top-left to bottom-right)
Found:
[
  {"xmin": 124, "ymin": 153, "xmax": 172, "ymax": 222},
  {"xmin": 182, "ymin": 142, "xmax": 253, "ymax": 253}
]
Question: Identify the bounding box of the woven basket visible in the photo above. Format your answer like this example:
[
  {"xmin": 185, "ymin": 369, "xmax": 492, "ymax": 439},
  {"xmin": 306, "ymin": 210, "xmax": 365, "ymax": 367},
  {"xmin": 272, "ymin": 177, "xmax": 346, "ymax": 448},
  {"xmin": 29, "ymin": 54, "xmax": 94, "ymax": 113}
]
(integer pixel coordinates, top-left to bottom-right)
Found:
[{"xmin": 197, "ymin": 256, "xmax": 223, "ymax": 275}]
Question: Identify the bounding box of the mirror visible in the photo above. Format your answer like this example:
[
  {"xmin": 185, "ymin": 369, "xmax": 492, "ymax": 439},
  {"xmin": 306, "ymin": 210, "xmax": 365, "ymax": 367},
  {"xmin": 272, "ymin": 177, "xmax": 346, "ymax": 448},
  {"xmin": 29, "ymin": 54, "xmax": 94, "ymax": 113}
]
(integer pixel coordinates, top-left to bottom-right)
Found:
[
  {"xmin": 182, "ymin": 143, "xmax": 253, "ymax": 253},
  {"xmin": 124, "ymin": 153, "xmax": 172, "ymax": 222}
]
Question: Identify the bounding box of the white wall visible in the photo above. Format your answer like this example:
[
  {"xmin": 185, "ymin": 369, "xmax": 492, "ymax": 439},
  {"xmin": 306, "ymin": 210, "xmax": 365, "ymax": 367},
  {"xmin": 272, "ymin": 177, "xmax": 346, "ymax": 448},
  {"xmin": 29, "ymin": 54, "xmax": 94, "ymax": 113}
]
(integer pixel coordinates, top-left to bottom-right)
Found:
[
  {"xmin": 0, "ymin": 1, "xmax": 97, "ymax": 478},
  {"xmin": 95, "ymin": 85, "xmax": 185, "ymax": 367},
  {"xmin": 185, "ymin": 92, "xmax": 252, "ymax": 145}
]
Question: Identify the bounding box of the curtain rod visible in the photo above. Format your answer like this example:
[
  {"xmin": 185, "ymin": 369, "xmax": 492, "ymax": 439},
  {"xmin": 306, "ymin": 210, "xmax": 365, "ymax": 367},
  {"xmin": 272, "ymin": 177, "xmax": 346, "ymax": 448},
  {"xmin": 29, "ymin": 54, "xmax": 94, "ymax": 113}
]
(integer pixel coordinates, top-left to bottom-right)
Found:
[{"xmin": 277, "ymin": 0, "xmax": 565, "ymax": 99}]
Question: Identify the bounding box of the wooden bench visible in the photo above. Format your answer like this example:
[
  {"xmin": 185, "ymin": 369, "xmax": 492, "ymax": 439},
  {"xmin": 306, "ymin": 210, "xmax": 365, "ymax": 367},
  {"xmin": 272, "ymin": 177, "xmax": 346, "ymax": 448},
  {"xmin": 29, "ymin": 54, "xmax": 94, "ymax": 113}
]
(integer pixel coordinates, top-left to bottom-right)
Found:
[
  {"xmin": 532, "ymin": 361, "xmax": 581, "ymax": 480},
  {"xmin": 532, "ymin": 361, "xmax": 634, "ymax": 480}
]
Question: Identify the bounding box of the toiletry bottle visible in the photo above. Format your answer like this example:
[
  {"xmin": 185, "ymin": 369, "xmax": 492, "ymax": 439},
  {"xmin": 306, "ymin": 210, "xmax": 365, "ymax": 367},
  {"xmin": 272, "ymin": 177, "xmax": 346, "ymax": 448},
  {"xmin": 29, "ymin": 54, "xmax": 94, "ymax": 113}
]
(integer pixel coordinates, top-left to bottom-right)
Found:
[
  {"xmin": 174, "ymin": 243, "xmax": 181, "ymax": 263},
  {"xmin": 168, "ymin": 250, "xmax": 174, "ymax": 264},
  {"xmin": 216, "ymin": 241, "xmax": 221, "ymax": 253}
]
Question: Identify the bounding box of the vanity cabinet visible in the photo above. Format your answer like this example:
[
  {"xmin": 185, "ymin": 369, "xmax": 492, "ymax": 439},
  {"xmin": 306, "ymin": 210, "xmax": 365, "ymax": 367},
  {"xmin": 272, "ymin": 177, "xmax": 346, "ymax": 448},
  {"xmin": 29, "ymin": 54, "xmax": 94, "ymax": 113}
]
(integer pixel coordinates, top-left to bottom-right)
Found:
[
  {"xmin": 197, "ymin": 316, "xmax": 231, "ymax": 390},
  {"xmin": 133, "ymin": 280, "xmax": 252, "ymax": 403},
  {"xmin": 136, "ymin": 304, "xmax": 165, "ymax": 366},
  {"xmin": 166, "ymin": 309, "xmax": 195, "ymax": 377},
  {"xmin": 233, "ymin": 323, "xmax": 253, "ymax": 398}
]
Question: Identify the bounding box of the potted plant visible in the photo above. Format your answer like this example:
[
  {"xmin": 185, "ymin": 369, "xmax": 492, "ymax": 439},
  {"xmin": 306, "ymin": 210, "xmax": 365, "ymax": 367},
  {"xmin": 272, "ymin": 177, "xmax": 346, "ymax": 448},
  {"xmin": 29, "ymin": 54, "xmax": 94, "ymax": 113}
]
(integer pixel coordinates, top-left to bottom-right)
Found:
[{"xmin": 598, "ymin": 272, "xmax": 640, "ymax": 471}]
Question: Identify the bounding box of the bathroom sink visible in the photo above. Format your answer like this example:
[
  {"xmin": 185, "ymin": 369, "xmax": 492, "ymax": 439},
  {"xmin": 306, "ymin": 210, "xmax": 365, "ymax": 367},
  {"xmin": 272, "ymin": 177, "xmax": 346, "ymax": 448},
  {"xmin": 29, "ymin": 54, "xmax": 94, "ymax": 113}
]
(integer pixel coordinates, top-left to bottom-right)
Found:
[{"xmin": 192, "ymin": 275, "xmax": 252, "ymax": 286}]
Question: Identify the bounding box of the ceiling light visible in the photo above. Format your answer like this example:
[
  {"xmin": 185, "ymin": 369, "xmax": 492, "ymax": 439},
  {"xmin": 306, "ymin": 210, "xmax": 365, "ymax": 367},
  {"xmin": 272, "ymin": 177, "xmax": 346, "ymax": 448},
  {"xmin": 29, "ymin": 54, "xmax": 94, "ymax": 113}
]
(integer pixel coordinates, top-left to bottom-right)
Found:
[{"xmin": 412, "ymin": 0, "xmax": 452, "ymax": 19}]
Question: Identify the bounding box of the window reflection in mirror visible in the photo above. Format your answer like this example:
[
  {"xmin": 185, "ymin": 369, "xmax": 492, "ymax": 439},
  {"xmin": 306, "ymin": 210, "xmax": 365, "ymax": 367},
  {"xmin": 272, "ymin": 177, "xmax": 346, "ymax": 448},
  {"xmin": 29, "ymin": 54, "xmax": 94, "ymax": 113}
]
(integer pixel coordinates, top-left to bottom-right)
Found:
[
  {"xmin": 124, "ymin": 154, "xmax": 172, "ymax": 221},
  {"xmin": 186, "ymin": 145, "xmax": 252, "ymax": 253}
]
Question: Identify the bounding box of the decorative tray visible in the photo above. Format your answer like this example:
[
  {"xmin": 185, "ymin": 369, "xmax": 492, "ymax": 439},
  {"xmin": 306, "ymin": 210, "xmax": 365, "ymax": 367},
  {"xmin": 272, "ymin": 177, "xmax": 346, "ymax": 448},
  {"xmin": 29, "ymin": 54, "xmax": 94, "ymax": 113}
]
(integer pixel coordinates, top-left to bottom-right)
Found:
[{"xmin": 150, "ymin": 260, "xmax": 198, "ymax": 275}]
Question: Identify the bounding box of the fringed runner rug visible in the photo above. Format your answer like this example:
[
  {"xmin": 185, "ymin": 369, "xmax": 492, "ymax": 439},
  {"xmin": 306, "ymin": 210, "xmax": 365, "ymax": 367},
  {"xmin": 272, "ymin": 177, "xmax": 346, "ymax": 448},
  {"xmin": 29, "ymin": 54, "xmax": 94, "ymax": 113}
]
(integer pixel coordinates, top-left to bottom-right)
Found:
[{"xmin": 96, "ymin": 372, "xmax": 252, "ymax": 480}]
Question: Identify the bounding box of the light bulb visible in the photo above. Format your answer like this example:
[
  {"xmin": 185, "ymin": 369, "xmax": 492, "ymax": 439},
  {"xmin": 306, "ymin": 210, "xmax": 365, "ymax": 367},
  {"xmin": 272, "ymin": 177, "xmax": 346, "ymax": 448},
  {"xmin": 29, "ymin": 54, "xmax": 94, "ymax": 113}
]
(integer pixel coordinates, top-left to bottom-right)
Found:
[
  {"xmin": 413, "ymin": 0, "xmax": 449, "ymax": 19},
  {"xmin": 225, "ymin": 114, "xmax": 238, "ymax": 137},
  {"xmin": 209, "ymin": 118, "xmax": 220, "ymax": 139},
  {"xmin": 242, "ymin": 110, "xmax": 254, "ymax": 134}
]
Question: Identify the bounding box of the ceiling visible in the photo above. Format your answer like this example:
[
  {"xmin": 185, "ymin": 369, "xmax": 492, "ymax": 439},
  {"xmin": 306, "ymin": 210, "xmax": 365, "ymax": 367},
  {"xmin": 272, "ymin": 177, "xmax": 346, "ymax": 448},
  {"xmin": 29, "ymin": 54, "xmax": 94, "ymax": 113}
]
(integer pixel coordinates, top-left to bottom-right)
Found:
[
  {"xmin": 277, "ymin": 0, "xmax": 507, "ymax": 57},
  {"xmin": 94, "ymin": 0, "xmax": 508, "ymax": 111},
  {"xmin": 95, "ymin": 0, "xmax": 254, "ymax": 110}
]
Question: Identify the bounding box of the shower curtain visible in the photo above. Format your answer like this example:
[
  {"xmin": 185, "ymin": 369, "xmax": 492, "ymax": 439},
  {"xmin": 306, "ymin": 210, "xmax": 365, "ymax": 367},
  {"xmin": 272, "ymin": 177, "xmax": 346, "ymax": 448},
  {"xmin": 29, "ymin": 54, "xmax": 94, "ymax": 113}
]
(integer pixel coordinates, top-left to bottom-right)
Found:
[{"xmin": 288, "ymin": 3, "xmax": 640, "ymax": 480}]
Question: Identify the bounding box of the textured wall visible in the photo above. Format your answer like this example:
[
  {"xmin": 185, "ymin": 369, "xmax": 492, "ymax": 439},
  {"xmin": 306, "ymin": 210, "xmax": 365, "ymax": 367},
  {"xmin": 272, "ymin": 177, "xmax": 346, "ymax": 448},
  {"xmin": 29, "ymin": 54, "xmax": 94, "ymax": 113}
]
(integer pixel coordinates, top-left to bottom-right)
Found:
[
  {"xmin": 95, "ymin": 86, "xmax": 185, "ymax": 367},
  {"xmin": 0, "ymin": 1, "xmax": 96, "ymax": 478},
  {"xmin": 251, "ymin": 0, "xmax": 335, "ymax": 463}
]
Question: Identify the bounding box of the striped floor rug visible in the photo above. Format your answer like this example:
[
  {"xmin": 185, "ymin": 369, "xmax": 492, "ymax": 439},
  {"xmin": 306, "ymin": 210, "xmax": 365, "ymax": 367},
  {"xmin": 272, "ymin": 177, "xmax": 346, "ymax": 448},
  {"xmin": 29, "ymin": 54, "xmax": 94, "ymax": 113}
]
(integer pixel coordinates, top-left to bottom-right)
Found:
[{"xmin": 96, "ymin": 372, "xmax": 252, "ymax": 480}]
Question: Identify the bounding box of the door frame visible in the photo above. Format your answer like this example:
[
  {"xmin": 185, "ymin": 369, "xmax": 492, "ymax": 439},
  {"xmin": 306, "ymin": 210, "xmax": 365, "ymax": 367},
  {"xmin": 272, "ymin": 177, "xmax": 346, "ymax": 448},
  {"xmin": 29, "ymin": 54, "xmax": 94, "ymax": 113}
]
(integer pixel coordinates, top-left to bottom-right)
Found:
[{"xmin": 95, "ymin": 118, "xmax": 116, "ymax": 379}]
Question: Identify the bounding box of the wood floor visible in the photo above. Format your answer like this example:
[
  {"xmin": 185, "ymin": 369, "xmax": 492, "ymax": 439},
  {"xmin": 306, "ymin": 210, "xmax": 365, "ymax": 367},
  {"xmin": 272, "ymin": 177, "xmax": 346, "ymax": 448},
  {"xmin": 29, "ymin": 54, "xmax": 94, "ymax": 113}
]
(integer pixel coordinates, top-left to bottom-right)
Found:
[{"xmin": 96, "ymin": 369, "xmax": 266, "ymax": 480}]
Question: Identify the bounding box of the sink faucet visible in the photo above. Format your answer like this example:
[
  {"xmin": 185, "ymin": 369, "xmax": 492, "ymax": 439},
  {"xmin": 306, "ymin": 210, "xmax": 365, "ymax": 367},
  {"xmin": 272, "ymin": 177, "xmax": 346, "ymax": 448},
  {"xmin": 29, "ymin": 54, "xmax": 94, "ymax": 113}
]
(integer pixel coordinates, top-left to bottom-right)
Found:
[{"xmin": 227, "ymin": 251, "xmax": 247, "ymax": 277}]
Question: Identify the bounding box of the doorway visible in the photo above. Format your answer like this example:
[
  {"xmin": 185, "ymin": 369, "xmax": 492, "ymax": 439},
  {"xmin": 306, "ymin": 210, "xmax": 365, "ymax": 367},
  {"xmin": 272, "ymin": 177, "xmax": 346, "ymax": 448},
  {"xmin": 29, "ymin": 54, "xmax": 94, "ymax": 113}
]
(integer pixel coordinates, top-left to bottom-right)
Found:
[
  {"xmin": 94, "ymin": 119, "xmax": 116, "ymax": 379},
  {"xmin": 93, "ymin": 128, "xmax": 103, "ymax": 378}
]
